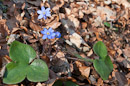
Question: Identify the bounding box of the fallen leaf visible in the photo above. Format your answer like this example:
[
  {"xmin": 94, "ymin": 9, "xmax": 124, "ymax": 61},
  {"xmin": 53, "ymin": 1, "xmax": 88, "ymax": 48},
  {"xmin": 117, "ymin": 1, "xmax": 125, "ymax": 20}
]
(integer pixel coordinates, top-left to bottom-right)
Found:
[
  {"xmin": 115, "ymin": 72, "xmax": 128, "ymax": 86},
  {"xmin": 26, "ymin": 0, "xmax": 41, "ymax": 6},
  {"xmin": 112, "ymin": 0, "xmax": 130, "ymax": 8},
  {"xmin": 70, "ymin": 33, "xmax": 83, "ymax": 48},
  {"xmin": 29, "ymin": 22, "xmax": 42, "ymax": 31},
  {"xmin": 123, "ymin": 47, "xmax": 130, "ymax": 58},
  {"xmin": 75, "ymin": 61, "xmax": 90, "ymax": 78}
]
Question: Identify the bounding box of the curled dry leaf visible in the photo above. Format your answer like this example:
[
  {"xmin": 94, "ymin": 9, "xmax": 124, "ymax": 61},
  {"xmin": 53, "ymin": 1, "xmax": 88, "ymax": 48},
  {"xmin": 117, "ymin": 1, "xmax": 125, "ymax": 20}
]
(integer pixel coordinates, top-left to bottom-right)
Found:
[
  {"xmin": 45, "ymin": 19, "xmax": 61, "ymax": 29},
  {"xmin": 52, "ymin": 0, "xmax": 64, "ymax": 12},
  {"xmin": 29, "ymin": 22, "xmax": 42, "ymax": 31},
  {"xmin": 0, "ymin": 19, "xmax": 10, "ymax": 38},
  {"xmin": 75, "ymin": 61, "xmax": 91, "ymax": 78}
]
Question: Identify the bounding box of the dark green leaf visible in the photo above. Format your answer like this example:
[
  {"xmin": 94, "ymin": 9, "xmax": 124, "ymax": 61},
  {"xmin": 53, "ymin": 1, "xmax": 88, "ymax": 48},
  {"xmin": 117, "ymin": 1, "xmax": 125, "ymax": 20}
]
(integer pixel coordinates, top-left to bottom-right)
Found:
[
  {"xmin": 27, "ymin": 59, "xmax": 49, "ymax": 82},
  {"xmin": 93, "ymin": 55, "xmax": 113, "ymax": 80},
  {"xmin": 3, "ymin": 62, "xmax": 27, "ymax": 84},
  {"xmin": 52, "ymin": 80, "xmax": 63, "ymax": 86},
  {"xmin": 93, "ymin": 41, "xmax": 107, "ymax": 59},
  {"xmin": 64, "ymin": 81, "xmax": 79, "ymax": 86},
  {"xmin": 53, "ymin": 80, "xmax": 79, "ymax": 86},
  {"xmin": 9, "ymin": 41, "xmax": 36, "ymax": 64},
  {"xmin": 104, "ymin": 22, "xmax": 110, "ymax": 28}
]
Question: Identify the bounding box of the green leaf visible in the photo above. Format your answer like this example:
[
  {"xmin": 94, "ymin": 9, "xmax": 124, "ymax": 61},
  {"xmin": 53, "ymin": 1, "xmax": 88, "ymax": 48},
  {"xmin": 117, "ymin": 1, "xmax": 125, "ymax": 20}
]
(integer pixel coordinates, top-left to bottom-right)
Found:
[
  {"xmin": 52, "ymin": 80, "xmax": 63, "ymax": 86},
  {"xmin": 64, "ymin": 81, "xmax": 79, "ymax": 86},
  {"xmin": 93, "ymin": 41, "xmax": 107, "ymax": 59},
  {"xmin": 93, "ymin": 55, "xmax": 113, "ymax": 80},
  {"xmin": 3, "ymin": 62, "xmax": 27, "ymax": 84},
  {"xmin": 9, "ymin": 41, "xmax": 36, "ymax": 64},
  {"xmin": 53, "ymin": 80, "xmax": 79, "ymax": 86},
  {"xmin": 27, "ymin": 59, "xmax": 49, "ymax": 82},
  {"xmin": 3, "ymin": 41, "xmax": 49, "ymax": 84},
  {"xmin": 104, "ymin": 22, "xmax": 110, "ymax": 28}
]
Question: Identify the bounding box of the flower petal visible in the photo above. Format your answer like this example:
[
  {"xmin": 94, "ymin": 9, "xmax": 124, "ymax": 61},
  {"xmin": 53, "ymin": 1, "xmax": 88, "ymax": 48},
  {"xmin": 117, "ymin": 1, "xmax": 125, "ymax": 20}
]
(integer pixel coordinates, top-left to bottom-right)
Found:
[
  {"xmin": 51, "ymin": 33, "xmax": 56, "ymax": 39},
  {"xmin": 46, "ymin": 12, "xmax": 51, "ymax": 17},
  {"xmin": 38, "ymin": 14, "xmax": 43, "ymax": 19},
  {"xmin": 44, "ymin": 28, "xmax": 48, "ymax": 32},
  {"xmin": 41, "ymin": 31, "xmax": 46, "ymax": 35},
  {"xmin": 37, "ymin": 10, "xmax": 42, "ymax": 14},
  {"xmin": 41, "ymin": 6, "xmax": 45, "ymax": 12},
  {"xmin": 43, "ymin": 15, "xmax": 47, "ymax": 19},
  {"xmin": 47, "ymin": 35, "xmax": 52, "ymax": 39},
  {"xmin": 49, "ymin": 28, "xmax": 54, "ymax": 32},
  {"xmin": 46, "ymin": 8, "xmax": 50, "ymax": 12},
  {"xmin": 42, "ymin": 35, "xmax": 47, "ymax": 39},
  {"xmin": 55, "ymin": 31, "xmax": 61, "ymax": 38},
  {"xmin": 48, "ymin": 28, "xmax": 52, "ymax": 31}
]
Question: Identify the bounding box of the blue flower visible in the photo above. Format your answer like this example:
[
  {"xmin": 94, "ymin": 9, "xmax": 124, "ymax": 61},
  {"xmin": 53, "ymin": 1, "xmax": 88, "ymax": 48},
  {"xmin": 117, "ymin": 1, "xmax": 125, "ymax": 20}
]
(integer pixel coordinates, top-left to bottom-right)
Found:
[
  {"xmin": 55, "ymin": 31, "xmax": 61, "ymax": 38},
  {"xmin": 41, "ymin": 28, "xmax": 55, "ymax": 39},
  {"xmin": 37, "ymin": 6, "xmax": 51, "ymax": 19}
]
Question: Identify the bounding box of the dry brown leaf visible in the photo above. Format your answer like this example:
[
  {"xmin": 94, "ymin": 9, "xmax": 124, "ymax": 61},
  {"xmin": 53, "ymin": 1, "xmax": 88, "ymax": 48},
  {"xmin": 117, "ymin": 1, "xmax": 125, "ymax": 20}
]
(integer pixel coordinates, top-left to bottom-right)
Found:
[
  {"xmin": 75, "ymin": 61, "xmax": 90, "ymax": 78},
  {"xmin": 68, "ymin": 15, "xmax": 80, "ymax": 28},
  {"xmin": 112, "ymin": 0, "xmax": 130, "ymax": 8},
  {"xmin": 45, "ymin": 19, "xmax": 61, "ymax": 29},
  {"xmin": 29, "ymin": 22, "xmax": 42, "ymax": 31},
  {"xmin": 115, "ymin": 72, "xmax": 128, "ymax": 86},
  {"xmin": 70, "ymin": 33, "xmax": 83, "ymax": 48},
  {"xmin": 52, "ymin": 0, "xmax": 64, "ymax": 12},
  {"xmin": 96, "ymin": 78, "xmax": 103, "ymax": 86},
  {"xmin": 94, "ymin": 32, "xmax": 102, "ymax": 41},
  {"xmin": 87, "ymin": 49, "xmax": 93, "ymax": 57},
  {"xmin": 0, "ymin": 19, "xmax": 10, "ymax": 38},
  {"xmin": 81, "ymin": 22, "xmax": 87, "ymax": 29},
  {"xmin": 122, "ymin": 60, "xmax": 130, "ymax": 68},
  {"xmin": 96, "ymin": 6, "xmax": 116, "ymax": 21},
  {"xmin": 123, "ymin": 47, "xmax": 130, "ymax": 58},
  {"xmin": 26, "ymin": 0, "xmax": 41, "ymax": 6}
]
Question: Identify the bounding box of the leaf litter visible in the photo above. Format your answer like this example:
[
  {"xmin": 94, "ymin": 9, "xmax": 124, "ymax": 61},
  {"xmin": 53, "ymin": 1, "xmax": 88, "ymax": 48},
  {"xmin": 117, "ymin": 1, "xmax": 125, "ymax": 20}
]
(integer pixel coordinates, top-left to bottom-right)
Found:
[{"xmin": 0, "ymin": 0, "xmax": 130, "ymax": 85}]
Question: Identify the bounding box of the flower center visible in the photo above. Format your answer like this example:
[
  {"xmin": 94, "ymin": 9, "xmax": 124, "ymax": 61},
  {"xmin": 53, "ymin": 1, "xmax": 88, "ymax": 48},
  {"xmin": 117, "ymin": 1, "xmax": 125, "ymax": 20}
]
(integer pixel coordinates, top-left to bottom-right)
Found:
[
  {"xmin": 47, "ymin": 32, "xmax": 50, "ymax": 35},
  {"xmin": 43, "ymin": 12, "xmax": 46, "ymax": 15}
]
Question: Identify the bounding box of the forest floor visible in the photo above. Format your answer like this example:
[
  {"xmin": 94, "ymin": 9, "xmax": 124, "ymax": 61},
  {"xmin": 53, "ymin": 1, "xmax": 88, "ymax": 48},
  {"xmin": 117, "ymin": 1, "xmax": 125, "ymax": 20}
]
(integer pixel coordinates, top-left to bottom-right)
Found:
[{"xmin": 0, "ymin": 0, "xmax": 130, "ymax": 86}]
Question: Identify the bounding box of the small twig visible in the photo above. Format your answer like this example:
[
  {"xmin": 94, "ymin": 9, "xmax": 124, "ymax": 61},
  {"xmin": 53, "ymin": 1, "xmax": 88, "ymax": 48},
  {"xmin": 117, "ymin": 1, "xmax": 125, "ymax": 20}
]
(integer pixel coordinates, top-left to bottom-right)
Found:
[
  {"xmin": 48, "ymin": 39, "xmax": 52, "ymax": 55},
  {"xmin": 66, "ymin": 57, "xmax": 85, "ymax": 62}
]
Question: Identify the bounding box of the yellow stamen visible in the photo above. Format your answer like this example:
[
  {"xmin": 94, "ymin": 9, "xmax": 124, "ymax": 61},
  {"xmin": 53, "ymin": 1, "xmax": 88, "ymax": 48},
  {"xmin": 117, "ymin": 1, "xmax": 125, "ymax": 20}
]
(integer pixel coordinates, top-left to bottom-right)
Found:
[
  {"xmin": 47, "ymin": 32, "xmax": 50, "ymax": 35},
  {"xmin": 43, "ymin": 12, "xmax": 45, "ymax": 14}
]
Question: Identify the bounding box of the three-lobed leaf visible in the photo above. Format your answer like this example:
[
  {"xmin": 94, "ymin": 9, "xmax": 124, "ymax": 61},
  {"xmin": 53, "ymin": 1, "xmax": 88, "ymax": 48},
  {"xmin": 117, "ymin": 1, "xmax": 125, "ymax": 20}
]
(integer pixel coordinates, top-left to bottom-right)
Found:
[
  {"xmin": 93, "ymin": 55, "xmax": 113, "ymax": 80},
  {"xmin": 3, "ymin": 41, "xmax": 49, "ymax": 84},
  {"xmin": 93, "ymin": 41, "xmax": 107, "ymax": 59},
  {"xmin": 27, "ymin": 59, "xmax": 49, "ymax": 82},
  {"xmin": 3, "ymin": 62, "xmax": 27, "ymax": 84},
  {"xmin": 9, "ymin": 41, "xmax": 36, "ymax": 64}
]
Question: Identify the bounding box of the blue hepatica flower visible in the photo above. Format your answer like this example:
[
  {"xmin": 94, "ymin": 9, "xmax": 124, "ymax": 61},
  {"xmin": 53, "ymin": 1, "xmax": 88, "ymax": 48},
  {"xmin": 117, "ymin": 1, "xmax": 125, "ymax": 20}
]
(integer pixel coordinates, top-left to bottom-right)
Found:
[
  {"xmin": 41, "ymin": 28, "xmax": 55, "ymax": 39},
  {"xmin": 55, "ymin": 31, "xmax": 61, "ymax": 38},
  {"xmin": 37, "ymin": 6, "xmax": 51, "ymax": 19}
]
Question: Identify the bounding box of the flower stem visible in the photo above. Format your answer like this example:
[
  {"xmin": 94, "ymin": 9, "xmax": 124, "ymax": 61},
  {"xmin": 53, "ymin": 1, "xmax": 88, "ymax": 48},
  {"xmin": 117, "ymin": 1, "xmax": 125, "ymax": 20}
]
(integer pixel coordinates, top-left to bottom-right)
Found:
[{"xmin": 74, "ymin": 54, "xmax": 94, "ymax": 63}]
